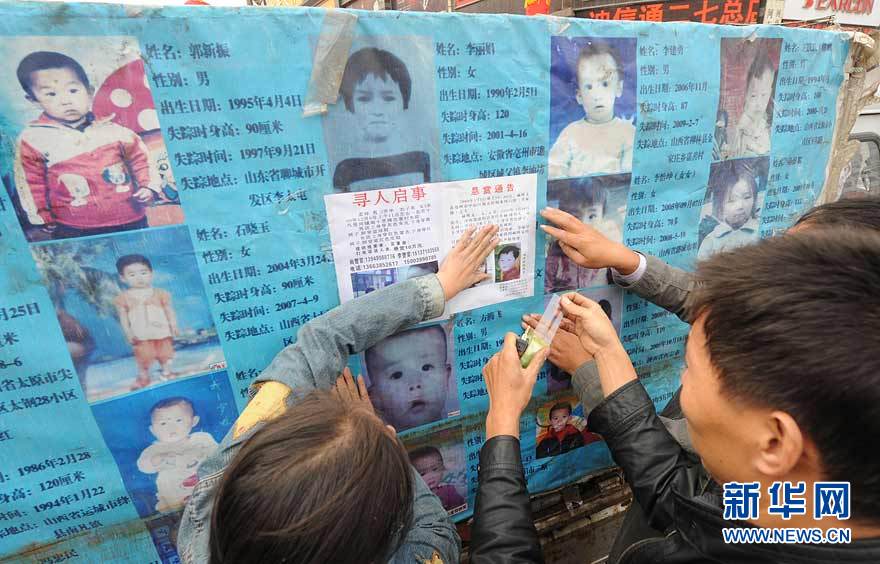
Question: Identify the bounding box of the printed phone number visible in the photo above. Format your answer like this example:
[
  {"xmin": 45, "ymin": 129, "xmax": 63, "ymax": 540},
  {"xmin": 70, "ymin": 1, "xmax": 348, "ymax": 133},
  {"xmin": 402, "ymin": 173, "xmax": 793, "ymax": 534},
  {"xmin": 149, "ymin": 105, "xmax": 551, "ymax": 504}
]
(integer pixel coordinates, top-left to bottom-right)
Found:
[{"xmin": 18, "ymin": 452, "xmax": 92, "ymax": 477}]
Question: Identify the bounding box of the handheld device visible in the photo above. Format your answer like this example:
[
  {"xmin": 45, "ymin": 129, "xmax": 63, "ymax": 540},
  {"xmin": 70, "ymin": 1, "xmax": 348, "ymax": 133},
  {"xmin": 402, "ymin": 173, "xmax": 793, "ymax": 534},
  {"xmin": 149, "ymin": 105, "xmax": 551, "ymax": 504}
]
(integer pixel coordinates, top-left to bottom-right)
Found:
[{"xmin": 516, "ymin": 294, "xmax": 563, "ymax": 368}]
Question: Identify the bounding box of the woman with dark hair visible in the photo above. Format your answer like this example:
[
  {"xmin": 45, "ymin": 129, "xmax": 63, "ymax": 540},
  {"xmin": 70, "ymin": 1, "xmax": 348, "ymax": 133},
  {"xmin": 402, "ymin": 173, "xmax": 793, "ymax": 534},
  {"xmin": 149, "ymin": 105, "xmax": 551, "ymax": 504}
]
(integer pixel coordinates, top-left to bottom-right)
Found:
[
  {"xmin": 178, "ymin": 225, "xmax": 500, "ymax": 564},
  {"xmin": 210, "ymin": 383, "xmax": 413, "ymax": 564}
]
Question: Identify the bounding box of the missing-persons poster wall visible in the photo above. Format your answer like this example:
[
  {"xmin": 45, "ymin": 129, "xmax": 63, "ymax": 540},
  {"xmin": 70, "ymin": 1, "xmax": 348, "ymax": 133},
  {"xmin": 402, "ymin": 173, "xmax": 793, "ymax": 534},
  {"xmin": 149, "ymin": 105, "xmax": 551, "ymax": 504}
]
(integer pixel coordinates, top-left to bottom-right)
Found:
[{"xmin": 0, "ymin": 3, "xmax": 849, "ymax": 561}]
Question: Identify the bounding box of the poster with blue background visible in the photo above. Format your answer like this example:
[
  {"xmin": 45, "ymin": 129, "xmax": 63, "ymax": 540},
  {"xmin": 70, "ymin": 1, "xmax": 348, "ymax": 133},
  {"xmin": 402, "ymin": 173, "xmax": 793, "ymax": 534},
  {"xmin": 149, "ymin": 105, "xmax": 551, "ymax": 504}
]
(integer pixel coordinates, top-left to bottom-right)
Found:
[{"xmin": 0, "ymin": 2, "xmax": 849, "ymax": 561}]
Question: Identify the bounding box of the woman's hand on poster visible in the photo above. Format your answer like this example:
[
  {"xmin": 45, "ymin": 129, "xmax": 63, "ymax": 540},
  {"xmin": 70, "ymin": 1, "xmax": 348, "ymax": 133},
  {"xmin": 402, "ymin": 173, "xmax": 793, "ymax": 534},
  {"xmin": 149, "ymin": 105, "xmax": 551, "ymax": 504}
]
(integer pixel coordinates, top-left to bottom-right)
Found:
[
  {"xmin": 559, "ymin": 293, "xmax": 622, "ymax": 358},
  {"xmin": 333, "ymin": 368, "xmax": 398, "ymax": 436},
  {"xmin": 540, "ymin": 207, "xmax": 640, "ymax": 274},
  {"xmin": 133, "ymin": 188, "xmax": 154, "ymax": 203},
  {"xmin": 521, "ymin": 313, "xmax": 592, "ymax": 374},
  {"xmin": 482, "ymin": 333, "xmax": 548, "ymax": 440},
  {"xmin": 333, "ymin": 367, "xmax": 372, "ymax": 412},
  {"xmin": 437, "ymin": 225, "xmax": 500, "ymax": 301},
  {"xmin": 171, "ymin": 323, "xmax": 180, "ymax": 338}
]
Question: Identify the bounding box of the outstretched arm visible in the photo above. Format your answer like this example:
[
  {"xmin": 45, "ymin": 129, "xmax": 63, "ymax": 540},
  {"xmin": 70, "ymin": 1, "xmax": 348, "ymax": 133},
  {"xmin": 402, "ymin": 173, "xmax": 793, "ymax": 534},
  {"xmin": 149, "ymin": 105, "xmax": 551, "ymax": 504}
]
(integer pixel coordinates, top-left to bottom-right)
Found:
[
  {"xmin": 561, "ymin": 293, "xmax": 701, "ymax": 531},
  {"xmin": 232, "ymin": 226, "xmax": 499, "ymax": 438},
  {"xmin": 540, "ymin": 207, "xmax": 697, "ymax": 321},
  {"xmin": 470, "ymin": 334, "xmax": 548, "ymax": 564},
  {"xmin": 253, "ymin": 225, "xmax": 498, "ymax": 394}
]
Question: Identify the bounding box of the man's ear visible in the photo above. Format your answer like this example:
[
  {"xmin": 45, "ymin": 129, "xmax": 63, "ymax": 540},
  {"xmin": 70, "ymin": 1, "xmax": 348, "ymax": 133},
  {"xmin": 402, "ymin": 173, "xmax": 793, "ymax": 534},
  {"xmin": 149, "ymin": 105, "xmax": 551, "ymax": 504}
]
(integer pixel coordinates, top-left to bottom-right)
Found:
[
  {"xmin": 575, "ymin": 90, "xmax": 583, "ymax": 107},
  {"xmin": 753, "ymin": 410, "xmax": 804, "ymax": 477},
  {"xmin": 191, "ymin": 415, "xmax": 200, "ymax": 429},
  {"xmin": 149, "ymin": 424, "xmax": 156, "ymax": 438},
  {"xmin": 615, "ymin": 79, "xmax": 624, "ymax": 98}
]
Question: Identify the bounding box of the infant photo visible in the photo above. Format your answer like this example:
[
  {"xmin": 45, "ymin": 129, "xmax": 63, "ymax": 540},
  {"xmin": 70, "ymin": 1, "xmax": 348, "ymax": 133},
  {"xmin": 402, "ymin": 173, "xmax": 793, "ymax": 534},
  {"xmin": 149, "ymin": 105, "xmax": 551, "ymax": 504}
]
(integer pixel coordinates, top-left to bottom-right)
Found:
[
  {"xmin": 535, "ymin": 395, "xmax": 602, "ymax": 460},
  {"xmin": 91, "ymin": 371, "xmax": 236, "ymax": 517},
  {"xmin": 549, "ymin": 36, "xmax": 637, "ymax": 180},
  {"xmin": 404, "ymin": 423, "xmax": 467, "ymax": 516},
  {"xmin": 544, "ymin": 174, "xmax": 630, "ymax": 294},
  {"xmin": 30, "ymin": 225, "xmax": 225, "ymax": 402},
  {"xmin": 363, "ymin": 322, "xmax": 458, "ymax": 433},
  {"xmin": 697, "ymin": 157, "xmax": 768, "ymax": 260}
]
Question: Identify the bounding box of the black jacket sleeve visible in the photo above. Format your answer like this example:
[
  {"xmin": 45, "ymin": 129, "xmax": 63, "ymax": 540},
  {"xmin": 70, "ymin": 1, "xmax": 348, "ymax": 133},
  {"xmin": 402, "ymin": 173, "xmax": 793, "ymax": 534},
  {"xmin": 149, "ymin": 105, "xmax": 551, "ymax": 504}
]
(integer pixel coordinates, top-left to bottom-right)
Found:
[
  {"xmin": 588, "ymin": 380, "xmax": 705, "ymax": 532},
  {"xmin": 470, "ymin": 436, "xmax": 544, "ymax": 564}
]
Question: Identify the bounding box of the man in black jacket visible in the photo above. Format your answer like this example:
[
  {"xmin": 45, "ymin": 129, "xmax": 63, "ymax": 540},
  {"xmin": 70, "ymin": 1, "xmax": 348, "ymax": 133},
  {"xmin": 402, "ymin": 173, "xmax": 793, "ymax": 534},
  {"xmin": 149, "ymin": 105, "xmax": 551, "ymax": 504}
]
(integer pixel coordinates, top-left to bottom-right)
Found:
[{"xmin": 469, "ymin": 229, "xmax": 880, "ymax": 563}]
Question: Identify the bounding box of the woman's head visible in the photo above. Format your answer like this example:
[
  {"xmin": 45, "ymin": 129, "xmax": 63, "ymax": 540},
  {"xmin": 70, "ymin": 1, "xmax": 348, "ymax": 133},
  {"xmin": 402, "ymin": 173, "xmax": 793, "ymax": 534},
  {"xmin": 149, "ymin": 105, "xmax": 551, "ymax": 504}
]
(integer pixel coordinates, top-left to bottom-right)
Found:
[
  {"xmin": 743, "ymin": 48, "xmax": 777, "ymax": 122},
  {"xmin": 711, "ymin": 161, "xmax": 758, "ymax": 230},
  {"xmin": 210, "ymin": 391, "xmax": 413, "ymax": 564}
]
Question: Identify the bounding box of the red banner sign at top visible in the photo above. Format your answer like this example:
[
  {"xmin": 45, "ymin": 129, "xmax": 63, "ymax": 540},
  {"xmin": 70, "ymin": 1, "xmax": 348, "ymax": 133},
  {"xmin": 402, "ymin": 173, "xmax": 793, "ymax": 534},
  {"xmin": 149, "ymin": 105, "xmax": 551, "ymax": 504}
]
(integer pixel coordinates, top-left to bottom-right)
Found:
[{"xmin": 581, "ymin": 0, "xmax": 761, "ymax": 24}]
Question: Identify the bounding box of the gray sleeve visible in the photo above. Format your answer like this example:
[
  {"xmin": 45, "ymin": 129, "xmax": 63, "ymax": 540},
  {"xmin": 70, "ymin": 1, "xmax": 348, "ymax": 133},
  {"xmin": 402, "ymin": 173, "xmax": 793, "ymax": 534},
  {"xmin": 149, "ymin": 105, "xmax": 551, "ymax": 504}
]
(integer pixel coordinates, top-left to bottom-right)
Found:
[
  {"xmin": 659, "ymin": 415, "xmax": 696, "ymax": 455},
  {"xmin": 254, "ymin": 274, "xmax": 446, "ymax": 395},
  {"xmin": 574, "ymin": 361, "xmax": 696, "ymax": 454},
  {"xmin": 619, "ymin": 254, "xmax": 698, "ymax": 322},
  {"xmin": 572, "ymin": 361, "xmax": 604, "ymax": 418}
]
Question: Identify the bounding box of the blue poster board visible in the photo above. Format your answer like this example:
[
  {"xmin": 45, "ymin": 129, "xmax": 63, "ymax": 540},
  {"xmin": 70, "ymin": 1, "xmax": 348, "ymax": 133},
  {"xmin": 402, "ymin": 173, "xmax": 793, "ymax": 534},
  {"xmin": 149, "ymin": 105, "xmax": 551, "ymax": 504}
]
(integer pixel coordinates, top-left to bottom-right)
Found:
[{"xmin": 0, "ymin": 3, "xmax": 848, "ymax": 561}]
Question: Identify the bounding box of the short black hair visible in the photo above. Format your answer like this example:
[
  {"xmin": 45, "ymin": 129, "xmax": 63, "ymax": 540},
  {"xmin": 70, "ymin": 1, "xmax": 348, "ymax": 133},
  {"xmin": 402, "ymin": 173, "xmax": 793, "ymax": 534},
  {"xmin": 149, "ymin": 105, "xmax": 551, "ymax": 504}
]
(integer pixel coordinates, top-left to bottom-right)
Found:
[
  {"xmin": 409, "ymin": 445, "xmax": 443, "ymax": 465},
  {"xmin": 116, "ymin": 254, "xmax": 152, "ymax": 275},
  {"xmin": 794, "ymin": 197, "xmax": 880, "ymax": 231},
  {"xmin": 150, "ymin": 397, "xmax": 195, "ymax": 418},
  {"xmin": 498, "ymin": 245, "xmax": 520, "ymax": 260},
  {"xmin": 549, "ymin": 402, "xmax": 572, "ymax": 417},
  {"xmin": 17, "ymin": 51, "xmax": 90, "ymax": 97},
  {"xmin": 340, "ymin": 48, "xmax": 411, "ymax": 113},
  {"xmin": 687, "ymin": 229, "xmax": 880, "ymax": 520}
]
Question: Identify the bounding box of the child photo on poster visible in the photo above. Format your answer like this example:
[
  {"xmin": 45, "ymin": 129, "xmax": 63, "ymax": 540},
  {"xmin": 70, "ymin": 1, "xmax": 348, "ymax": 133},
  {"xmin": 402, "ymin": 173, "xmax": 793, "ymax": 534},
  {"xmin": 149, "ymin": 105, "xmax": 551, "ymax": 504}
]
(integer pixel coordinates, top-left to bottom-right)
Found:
[
  {"xmin": 31, "ymin": 226, "xmax": 225, "ymax": 401},
  {"xmin": 323, "ymin": 36, "xmax": 441, "ymax": 192},
  {"xmin": 0, "ymin": 36, "xmax": 183, "ymax": 243},
  {"xmin": 544, "ymin": 174, "xmax": 630, "ymax": 294},
  {"xmin": 535, "ymin": 395, "xmax": 601, "ymax": 460},
  {"xmin": 362, "ymin": 322, "xmax": 458, "ymax": 432},
  {"xmin": 697, "ymin": 157, "xmax": 769, "ymax": 260},
  {"xmin": 404, "ymin": 422, "xmax": 468, "ymax": 516},
  {"xmin": 715, "ymin": 38, "xmax": 781, "ymax": 160},
  {"xmin": 91, "ymin": 371, "xmax": 236, "ymax": 518},
  {"xmin": 549, "ymin": 37, "xmax": 637, "ymax": 179}
]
